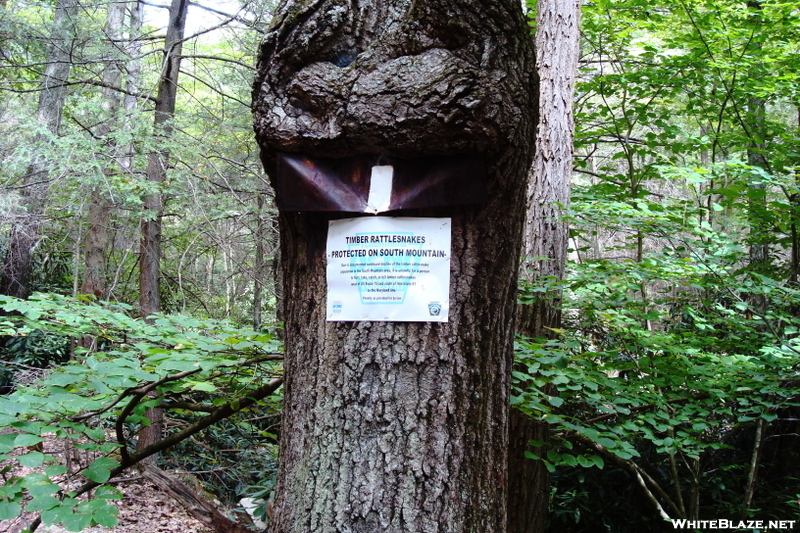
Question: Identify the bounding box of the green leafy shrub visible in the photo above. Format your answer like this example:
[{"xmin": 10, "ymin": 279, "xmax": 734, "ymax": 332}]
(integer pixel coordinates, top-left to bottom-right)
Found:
[
  {"xmin": 0, "ymin": 293, "xmax": 283, "ymax": 531},
  {"xmin": 0, "ymin": 329, "xmax": 71, "ymax": 392},
  {"xmin": 515, "ymin": 164, "xmax": 800, "ymax": 528}
]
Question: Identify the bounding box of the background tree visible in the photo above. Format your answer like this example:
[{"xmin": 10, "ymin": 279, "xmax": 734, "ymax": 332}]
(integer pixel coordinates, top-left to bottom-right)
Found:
[
  {"xmin": 508, "ymin": 1, "xmax": 580, "ymax": 532},
  {"xmin": 511, "ymin": 0, "xmax": 800, "ymax": 529},
  {"xmin": 1, "ymin": 0, "xmax": 285, "ymax": 528},
  {"xmin": 0, "ymin": 0, "xmax": 78, "ymax": 299},
  {"xmin": 0, "ymin": 0, "xmax": 278, "ymax": 324},
  {"xmin": 136, "ymin": 0, "xmax": 189, "ymax": 461},
  {"xmin": 80, "ymin": 2, "xmax": 141, "ymax": 304},
  {"xmin": 139, "ymin": 0, "xmax": 188, "ymax": 320},
  {"xmin": 252, "ymin": 0, "xmax": 537, "ymax": 531}
]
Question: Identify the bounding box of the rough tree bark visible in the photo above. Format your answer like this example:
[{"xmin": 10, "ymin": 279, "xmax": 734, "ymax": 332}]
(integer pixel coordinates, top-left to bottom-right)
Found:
[
  {"xmin": 508, "ymin": 1, "xmax": 580, "ymax": 532},
  {"xmin": 252, "ymin": 1, "xmax": 537, "ymax": 532}
]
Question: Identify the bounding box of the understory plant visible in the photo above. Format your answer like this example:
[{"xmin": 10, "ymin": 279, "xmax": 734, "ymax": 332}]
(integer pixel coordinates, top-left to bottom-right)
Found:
[
  {"xmin": 0, "ymin": 293, "xmax": 283, "ymax": 531},
  {"xmin": 514, "ymin": 165, "xmax": 800, "ymax": 530}
]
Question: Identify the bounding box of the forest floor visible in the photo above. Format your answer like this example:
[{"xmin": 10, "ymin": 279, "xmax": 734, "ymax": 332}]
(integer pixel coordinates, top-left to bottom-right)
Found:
[
  {"xmin": 2, "ymin": 478, "xmax": 216, "ymax": 533},
  {"xmin": 2, "ymin": 477, "xmax": 217, "ymax": 533},
  {"xmin": 0, "ymin": 432, "xmax": 246, "ymax": 533}
]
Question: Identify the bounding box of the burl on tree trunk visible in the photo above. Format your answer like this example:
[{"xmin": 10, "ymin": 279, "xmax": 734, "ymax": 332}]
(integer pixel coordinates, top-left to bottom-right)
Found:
[{"xmin": 252, "ymin": 1, "xmax": 536, "ymax": 532}]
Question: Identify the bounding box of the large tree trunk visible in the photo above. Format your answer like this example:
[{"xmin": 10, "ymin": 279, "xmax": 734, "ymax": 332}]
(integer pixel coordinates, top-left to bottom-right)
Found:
[
  {"xmin": 0, "ymin": 0, "xmax": 78, "ymax": 298},
  {"xmin": 508, "ymin": 1, "xmax": 580, "ymax": 532},
  {"xmin": 253, "ymin": 1, "xmax": 537, "ymax": 532}
]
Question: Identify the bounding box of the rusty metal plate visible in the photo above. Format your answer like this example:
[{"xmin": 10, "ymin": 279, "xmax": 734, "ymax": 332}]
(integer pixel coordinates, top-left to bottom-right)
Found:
[{"xmin": 275, "ymin": 152, "xmax": 487, "ymax": 212}]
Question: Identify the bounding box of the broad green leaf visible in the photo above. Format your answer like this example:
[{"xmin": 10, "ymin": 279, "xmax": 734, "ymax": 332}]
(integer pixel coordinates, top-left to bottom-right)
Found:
[
  {"xmin": 93, "ymin": 508, "xmax": 119, "ymax": 527},
  {"xmin": 41, "ymin": 504, "xmax": 72, "ymax": 526},
  {"xmin": 94, "ymin": 486, "xmax": 124, "ymax": 500},
  {"xmin": 547, "ymin": 395, "xmax": 564, "ymax": 407},
  {"xmin": 27, "ymin": 495, "xmax": 61, "ymax": 511},
  {"xmin": 0, "ymin": 433, "xmax": 17, "ymax": 453},
  {"xmin": 27, "ymin": 482, "xmax": 60, "ymax": 498},
  {"xmin": 188, "ymin": 381, "xmax": 217, "ymax": 392},
  {"xmin": 13, "ymin": 434, "xmax": 43, "ymax": 448},
  {"xmin": 524, "ymin": 450, "xmax": 541, "ymax": 461},
  {"xmin": 62, "ymin": 512, "xmax": 94, "ymax": 532},
  {"xmin": 0, "ymin": 482, "xmax": 23, "ymax": 499},
  {"xmin": 595, "ymin": 438, "xmax": 617, "ymax": 449},
  {"xmin": 17, "ymin": 452, "xmax": 45, "ymax": 468},
  {"xmin": 0, "ymin": 501, "xmax": 22, "ymax": 521},
  {"xmin": 20, "ymin": 473, "xmax": 50, "ymax": 488},
  {"xmin": 83, "ymin": 457, "xmax": 118, "ymax": 483}
]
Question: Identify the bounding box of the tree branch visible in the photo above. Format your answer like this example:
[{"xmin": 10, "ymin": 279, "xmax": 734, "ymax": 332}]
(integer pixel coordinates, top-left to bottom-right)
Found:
[
  {"xmin": 179, "ymin": 69, "xmax": 251, "ymax": 108},
  {"xmin": 181, "ymin": 54, "xmax": 255, "ymax": 70},
  {"xmin": 72, "ymin": 368, "xmax": 202, "ymax": 423}
]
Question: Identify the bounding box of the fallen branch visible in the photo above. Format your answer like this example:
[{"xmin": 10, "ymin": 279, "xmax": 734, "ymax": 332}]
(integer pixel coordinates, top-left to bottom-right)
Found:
[{"xmin": 143, "ymin": 464, "xmax": 251, "ymax": 533}]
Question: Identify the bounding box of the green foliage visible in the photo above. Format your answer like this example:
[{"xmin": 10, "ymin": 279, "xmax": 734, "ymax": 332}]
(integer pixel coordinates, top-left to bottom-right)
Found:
[
  {"xmin": 537, "ymin": 0, "xmax": 800, "ymax": 526},
  {"xmin": 0, "ymin": 0, "xmax": 278, "ymax": 326},
  {"xmin": 163, "ymin": 412, "xmax": 280, "ymax": 508},
  {"xmin": 0, "ymin": 329, "xmax": 70, "ymax": 391},
  {"xmin": 515, "ymin": 160, "xmax": 800, "ymax": 526},
  {"xmin": 579, "ymin": 0, "xmax": 800, "ymax": 167},
  {"xmin": 0, "ymin": 293, "xmax": 282, "ymax": 531},
  {"xmin": 514, "ymin": 328, "xmax": 800, "ymax": 468}
]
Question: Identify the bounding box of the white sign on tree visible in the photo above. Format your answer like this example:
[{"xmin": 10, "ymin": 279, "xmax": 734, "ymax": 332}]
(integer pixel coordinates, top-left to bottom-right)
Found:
[{"xmin": 326, "ymin": 217, "xmax": 451, "ymax": 322}]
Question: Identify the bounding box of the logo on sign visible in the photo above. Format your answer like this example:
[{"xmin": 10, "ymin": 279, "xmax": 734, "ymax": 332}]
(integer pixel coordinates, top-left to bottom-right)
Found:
[
  {"xmin": 428, "ymin": 302, "xmax": 442, "ymax": 316},
  {"xmin": 332, "ymin": 301, "xmax": 343, "ymax": 313}
]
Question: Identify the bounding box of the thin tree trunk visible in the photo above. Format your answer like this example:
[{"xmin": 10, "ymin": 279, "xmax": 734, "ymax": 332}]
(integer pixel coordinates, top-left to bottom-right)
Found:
[
  {"xmin": 792, "ymin": 106, "xmax": 800, "ymax": 287},
  {"xmin": 0, "ymin": 0, "xmax": 78, "ymax": 298},
  {"xmin": 80, "ymin": 0, "xmax": 128, "ymax": 302},
  {"xmin": 747, "ymin": 93, "xmax": 769, "ymax": 278},
  {"xmin": 745, "ymin": 1, "xmax": 769, "ymax": 278},
  {"xmin": 743, "ymin": 417, "xmax": 766, "ymax": 510},
  {"xmin": 253, "ymin": 193, "xmax": 268, "ymax": 330},
  {"xmin": 139, "ymin": 0, "xmax": 188, "ymax": 320},
  {"xmin": 253, "ymin": 1, "xmax": 537, "ymax": 531},
  {"xmin": 81, "ymin": 195, "xmax": 111, "ymax": 299},
  {"xmin": 136, "ymin": 0, "xmax": 189, "ymax": 461},
  {"xmin": 508, "ymin": 1, "xmax": 579, "ymax": 532},
  {"xmin": 745, "ymin": 2, "xmax": 769, "ymax": 324}
]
